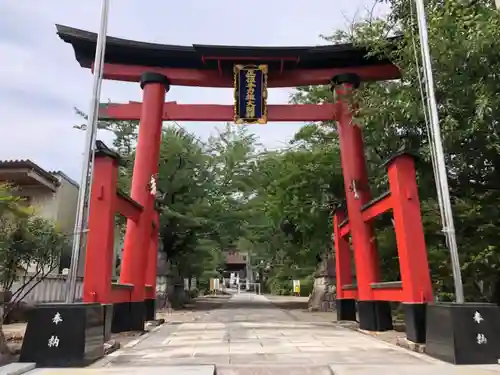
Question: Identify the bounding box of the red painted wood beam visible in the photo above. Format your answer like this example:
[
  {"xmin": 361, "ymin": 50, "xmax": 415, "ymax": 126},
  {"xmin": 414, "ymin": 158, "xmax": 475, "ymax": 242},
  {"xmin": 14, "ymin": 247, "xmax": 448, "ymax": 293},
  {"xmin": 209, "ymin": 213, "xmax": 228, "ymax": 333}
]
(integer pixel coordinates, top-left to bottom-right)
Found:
[
  {"xmin": 101, "ymin": 63, "xmax": 400, "ymax": 88},
  {"xmin": 370, "ymin": 287, "xmax": 404, "ymax": 302},
  {"xmin": 339, "ymin": 223, "xmax": 350, "ymax": 238},
  {"xmin": 145, "ymin": 284, "xmax": 155, "ymax": 299},
  {"xmin": 99, "ymin": 102, "xmax": 337, "ymax": 122},
  {"xmin": 110, "ymin": 284, "xmax": 132, "ymax": 303},
  {"xmin": 115, "ymin": 193, "xmax": 143, "ymax": 221},
  {"xmin": 361, "ymin": 194, "xmax": 393, "ymax": 223},
  {"xmin": 341, "ymin": 289, "xmax": 358, "ymax": 300},
  {"xmin": 202, "ymin": 56, "xmax": 299, "ymax": 62}
]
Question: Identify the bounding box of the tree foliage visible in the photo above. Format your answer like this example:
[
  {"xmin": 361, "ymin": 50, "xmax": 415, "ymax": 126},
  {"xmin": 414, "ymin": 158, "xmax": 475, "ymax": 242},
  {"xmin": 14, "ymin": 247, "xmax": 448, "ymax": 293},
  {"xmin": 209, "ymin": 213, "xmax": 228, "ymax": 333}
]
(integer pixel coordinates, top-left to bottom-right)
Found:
[
  {"xmin": 0, "ymin": 184, "xmax": 69, "ymax": 292},
  {"xmin": 0, "ymin": 184, "xmax": 71, "ymax": 358},
  {"xmin": 290, "ymin": 0, "xmax": 500, "ymax": 301}
]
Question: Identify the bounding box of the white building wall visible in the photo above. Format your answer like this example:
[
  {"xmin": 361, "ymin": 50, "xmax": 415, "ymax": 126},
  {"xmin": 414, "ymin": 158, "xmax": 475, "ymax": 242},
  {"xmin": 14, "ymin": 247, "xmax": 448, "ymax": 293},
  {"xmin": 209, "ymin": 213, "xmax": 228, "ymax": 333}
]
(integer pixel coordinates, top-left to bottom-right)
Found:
[
  {"xmin": 19, "ymin": 175, "xmax": 79, "ymax": 276},
  {"xmin": 20, "ymin": 187, "xmax": 58, "ymax": 221},
  {"xmin": 52, "ymin": 174, "xmax": 79, "ymax": 238}
]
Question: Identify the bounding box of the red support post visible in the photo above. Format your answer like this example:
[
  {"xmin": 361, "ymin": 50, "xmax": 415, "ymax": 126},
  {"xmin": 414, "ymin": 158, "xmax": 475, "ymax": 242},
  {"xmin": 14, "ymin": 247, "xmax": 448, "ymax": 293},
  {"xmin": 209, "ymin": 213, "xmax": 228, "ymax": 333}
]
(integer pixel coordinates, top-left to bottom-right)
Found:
[
  {"xmin": 386, "ymin": 153, "xmax": 433, "ymax": 343},
  {"xmin": 82, "ymin": 153, "xmax": 118, "ymax": 303},
  {"xmin": 333, "ymin": 206, "xmax": 358, "ymax": 321},
  {"xmin": 387, "ymin": 154, "xmax": 433, "ymax": 303},
  {"xmin": 144, "ymin": 208, "xmax": 160, "ymax": 321},
  {"xmin": 334, "ymin": 209, "xmax": 353, "ymax": 300},
  {"xmin": 334, "ymin": 76, "xmax": 379, "ymax": 299},
  {"xmin": 146, "ymin": 222, "xmax": 159, "ymax": 296},
  {"xmin": 120, "ymin": 72, "xmax": 168, "ymax": 328},
  {"xmin": 333, "ymin": 74, "xmax": 391, "ymax": 331}
]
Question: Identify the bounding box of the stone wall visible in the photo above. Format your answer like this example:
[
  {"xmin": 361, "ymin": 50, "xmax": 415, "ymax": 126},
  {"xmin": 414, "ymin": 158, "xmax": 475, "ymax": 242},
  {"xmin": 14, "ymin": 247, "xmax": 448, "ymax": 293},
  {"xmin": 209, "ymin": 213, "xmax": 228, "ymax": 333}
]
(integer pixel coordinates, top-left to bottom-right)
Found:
[{"xmin": 308, "ymin": 256, "xmax": 336, "ymax": 312}]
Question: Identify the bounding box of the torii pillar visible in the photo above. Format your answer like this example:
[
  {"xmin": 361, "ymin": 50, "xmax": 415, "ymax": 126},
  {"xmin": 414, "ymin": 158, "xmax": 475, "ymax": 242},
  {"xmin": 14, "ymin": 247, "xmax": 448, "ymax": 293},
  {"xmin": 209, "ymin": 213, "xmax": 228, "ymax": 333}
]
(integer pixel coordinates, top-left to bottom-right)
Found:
[
  {"xmin": 119, "ymin": 72, "xmax": 169, "ymax": 330},
  {"xmin": 332, "ymin": 73, "xmax": 392, "ymax": 331}
]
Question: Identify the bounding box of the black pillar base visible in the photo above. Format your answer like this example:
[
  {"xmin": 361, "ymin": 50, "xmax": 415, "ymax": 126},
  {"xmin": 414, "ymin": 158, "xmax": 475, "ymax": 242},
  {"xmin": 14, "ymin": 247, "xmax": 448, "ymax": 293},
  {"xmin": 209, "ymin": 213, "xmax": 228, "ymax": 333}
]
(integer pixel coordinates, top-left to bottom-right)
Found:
[
  {"xmin": 111, "ymin": 302, "xmax": 130, "ymax": 333},
  {"xmin": 145, "ymin": 298, "xmax": 156, "ymax": 321},
  {"xmin": 358, "ymin": 301, "xmax": 376, "ymax": 331},
  {"xmin": 403, "ymin": 303, "xmax": 426, "ymax": 344},
  {"xmin": 129, "ymin": 301, "xmax": 146, "ymax": 331},
  {"xmin": 425, "ymin": 303, "xmax": 500, "ymax": 364},
  {"xmin": 358, "ymin": 301, "xmax": 393, "ymax": 331},
  {"xmin": 19, "ymin": 303, "xmax": 104, "ymax": 367},
  {"xmin": 111, "ymin": 301, "xmax": 146, "ymax": 332},
  {"xmin": 336, "ymin": 299, "xmax": 357, "ymax": 321},
  {"xmin": 102, "ymin": 304, "xmax": 113, "ymax": 342}
]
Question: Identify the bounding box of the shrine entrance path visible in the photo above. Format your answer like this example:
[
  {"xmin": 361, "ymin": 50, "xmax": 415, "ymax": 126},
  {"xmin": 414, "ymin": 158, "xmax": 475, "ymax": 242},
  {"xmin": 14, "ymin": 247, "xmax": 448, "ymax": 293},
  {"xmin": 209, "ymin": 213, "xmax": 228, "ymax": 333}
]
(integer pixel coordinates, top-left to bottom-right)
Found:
[
  {"xmin": 30, "ymin": 293, "xmax": 500, "ymax": 375},
  {"xmin": 98, "ymin": 293, "xmax": 446, "ymax": 374}
]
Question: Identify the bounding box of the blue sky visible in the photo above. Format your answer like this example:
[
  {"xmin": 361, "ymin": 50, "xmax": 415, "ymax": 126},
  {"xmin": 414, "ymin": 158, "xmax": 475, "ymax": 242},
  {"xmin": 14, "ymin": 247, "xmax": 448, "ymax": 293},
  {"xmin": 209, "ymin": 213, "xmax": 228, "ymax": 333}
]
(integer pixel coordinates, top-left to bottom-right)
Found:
[{"xmin": 0, "ymin": 0, "xmax": 389, "ymax": 180}]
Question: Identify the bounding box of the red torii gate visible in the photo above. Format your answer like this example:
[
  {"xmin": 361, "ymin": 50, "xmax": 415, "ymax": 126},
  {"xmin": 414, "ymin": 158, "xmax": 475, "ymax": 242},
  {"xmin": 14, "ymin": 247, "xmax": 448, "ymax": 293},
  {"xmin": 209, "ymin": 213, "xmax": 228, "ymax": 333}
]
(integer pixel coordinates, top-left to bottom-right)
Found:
[
  {"xmin": 100, "ymin": 101, "xmax": 338, "ymax": 122},
  {"xmin": 20, "ymin": 24, "xmax": 434, "ymax": 367}
]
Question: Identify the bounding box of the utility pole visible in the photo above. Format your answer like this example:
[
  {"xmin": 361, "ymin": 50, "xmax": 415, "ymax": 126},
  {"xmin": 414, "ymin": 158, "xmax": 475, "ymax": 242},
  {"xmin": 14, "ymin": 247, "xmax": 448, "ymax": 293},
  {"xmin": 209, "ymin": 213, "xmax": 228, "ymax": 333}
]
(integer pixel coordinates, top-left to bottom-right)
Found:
[
  {"xmin": 65, "ymin": 0, "xmax": 110, "ymax": 303},
  {"xmin": 414, "ymin": 0, "xmax": 465, "ymax": 303}
]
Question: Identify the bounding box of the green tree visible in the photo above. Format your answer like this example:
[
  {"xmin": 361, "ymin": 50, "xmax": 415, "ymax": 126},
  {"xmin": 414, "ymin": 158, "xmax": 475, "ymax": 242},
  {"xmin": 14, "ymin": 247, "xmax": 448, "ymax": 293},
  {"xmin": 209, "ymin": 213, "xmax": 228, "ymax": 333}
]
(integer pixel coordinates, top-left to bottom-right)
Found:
[
  {"xmin": 0, "ymin": 184, "xmax": 70, "ymax": 360},
  {"xmin": 239, "ymin": 143, "xmax": 345, "ymax": 294},
  {"xmin": 290, "ymin": 0, "xmax": 500, "ymax": 301}
]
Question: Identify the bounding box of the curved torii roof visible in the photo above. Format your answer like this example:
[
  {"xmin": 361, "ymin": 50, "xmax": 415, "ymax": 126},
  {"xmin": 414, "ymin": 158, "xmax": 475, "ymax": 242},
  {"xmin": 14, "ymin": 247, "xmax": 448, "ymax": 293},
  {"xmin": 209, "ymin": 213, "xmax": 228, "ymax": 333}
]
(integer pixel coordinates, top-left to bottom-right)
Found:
[{"xmin": 55, "ymin": 24, "xmax": 400, "ymax": 77}]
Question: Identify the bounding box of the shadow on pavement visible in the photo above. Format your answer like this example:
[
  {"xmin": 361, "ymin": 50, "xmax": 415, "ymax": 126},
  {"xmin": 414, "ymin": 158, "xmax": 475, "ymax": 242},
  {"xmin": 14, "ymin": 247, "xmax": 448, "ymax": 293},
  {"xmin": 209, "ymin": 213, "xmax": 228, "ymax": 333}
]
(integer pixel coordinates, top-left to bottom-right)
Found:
[
  {"xmin": 176, "ymin": 295, "xmax": 310, "ymax": 312},
  {"xmin": 172, "ymin": 295, "xmax": 232, "ymax": 311},
  {"xmin": 266, "ymin": 300, "xmax": 309, "ymax": 311}
]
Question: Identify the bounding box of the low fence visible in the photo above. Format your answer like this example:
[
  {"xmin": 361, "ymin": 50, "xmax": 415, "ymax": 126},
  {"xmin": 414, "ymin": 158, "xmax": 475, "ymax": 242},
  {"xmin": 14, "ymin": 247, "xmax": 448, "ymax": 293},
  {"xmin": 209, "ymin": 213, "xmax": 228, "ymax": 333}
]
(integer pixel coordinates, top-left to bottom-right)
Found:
[
  {"xmin": 9, "ymin": 274, "xmax": 186, "ymax": 305},
  {"xmin": 11, "ymin": 274, "xmax": 83, "ymax": 304}
]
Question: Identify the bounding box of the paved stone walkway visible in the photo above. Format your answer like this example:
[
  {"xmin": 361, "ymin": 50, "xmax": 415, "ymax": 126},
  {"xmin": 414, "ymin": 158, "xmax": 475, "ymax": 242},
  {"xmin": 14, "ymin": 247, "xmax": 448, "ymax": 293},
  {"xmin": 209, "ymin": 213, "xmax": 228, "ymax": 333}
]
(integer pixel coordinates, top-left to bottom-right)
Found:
[
  {"xmin": 98, "ymin": 293, "xmax": 433, "ymax": 368},
  {"xmin": 28, "ymin": 293, "xmax": 500, "ymax": 374}
]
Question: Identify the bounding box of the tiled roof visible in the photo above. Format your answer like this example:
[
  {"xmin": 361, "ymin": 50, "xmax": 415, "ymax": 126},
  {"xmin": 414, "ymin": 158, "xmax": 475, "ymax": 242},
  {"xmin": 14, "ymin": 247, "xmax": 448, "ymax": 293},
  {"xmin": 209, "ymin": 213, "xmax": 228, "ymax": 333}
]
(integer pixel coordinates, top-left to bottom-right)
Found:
[
  {"xmin": 0, "ymin": 159, "xmax": 60, "ymax": 186},
  {"xmin": 56, "ymin": 24, "xmax": 400, "ymax": 79},
  {"xmin": 50, "ymin": 171, "xmax": 79, "ymax": 188},
  {"xmin": 225, "ymin": 251, "xmax": 247, "ymax": 265}
]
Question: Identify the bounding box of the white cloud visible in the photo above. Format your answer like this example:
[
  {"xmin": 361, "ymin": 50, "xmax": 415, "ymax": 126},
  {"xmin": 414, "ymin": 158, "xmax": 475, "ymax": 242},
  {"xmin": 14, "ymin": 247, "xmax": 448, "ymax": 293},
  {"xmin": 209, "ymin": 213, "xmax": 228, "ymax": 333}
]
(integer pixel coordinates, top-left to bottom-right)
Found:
[{"xmin": 0, "ymin": 0, "xmax": 389, "ymax": 180}]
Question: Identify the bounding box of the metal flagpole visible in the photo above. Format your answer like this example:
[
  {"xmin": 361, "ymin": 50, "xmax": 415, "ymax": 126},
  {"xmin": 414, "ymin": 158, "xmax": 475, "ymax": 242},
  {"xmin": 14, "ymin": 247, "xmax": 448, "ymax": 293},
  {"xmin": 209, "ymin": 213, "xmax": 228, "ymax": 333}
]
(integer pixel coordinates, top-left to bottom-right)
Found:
[
  {"xmin": 84, "ymin": 1, "xmax": 110, "ymax": 232},
  {"xmin": 65, "ymin": 0, "xmax": 110, "ymax": 303},
  {"xmin": 414, "ymin": 0, "xmax": 464, "ymax": 303}
]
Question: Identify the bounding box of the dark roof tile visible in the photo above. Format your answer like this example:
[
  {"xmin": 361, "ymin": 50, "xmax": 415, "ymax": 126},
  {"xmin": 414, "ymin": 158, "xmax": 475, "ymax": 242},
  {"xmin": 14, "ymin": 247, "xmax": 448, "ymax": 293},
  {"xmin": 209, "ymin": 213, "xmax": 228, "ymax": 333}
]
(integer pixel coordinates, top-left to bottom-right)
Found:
[
  {"xmin": 55, "ymin": 24, "xmax": 399, "ymax": 74},
  {"xmin": 0, "ymin": 160, "xmax": 60, "ymax": 186}
]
